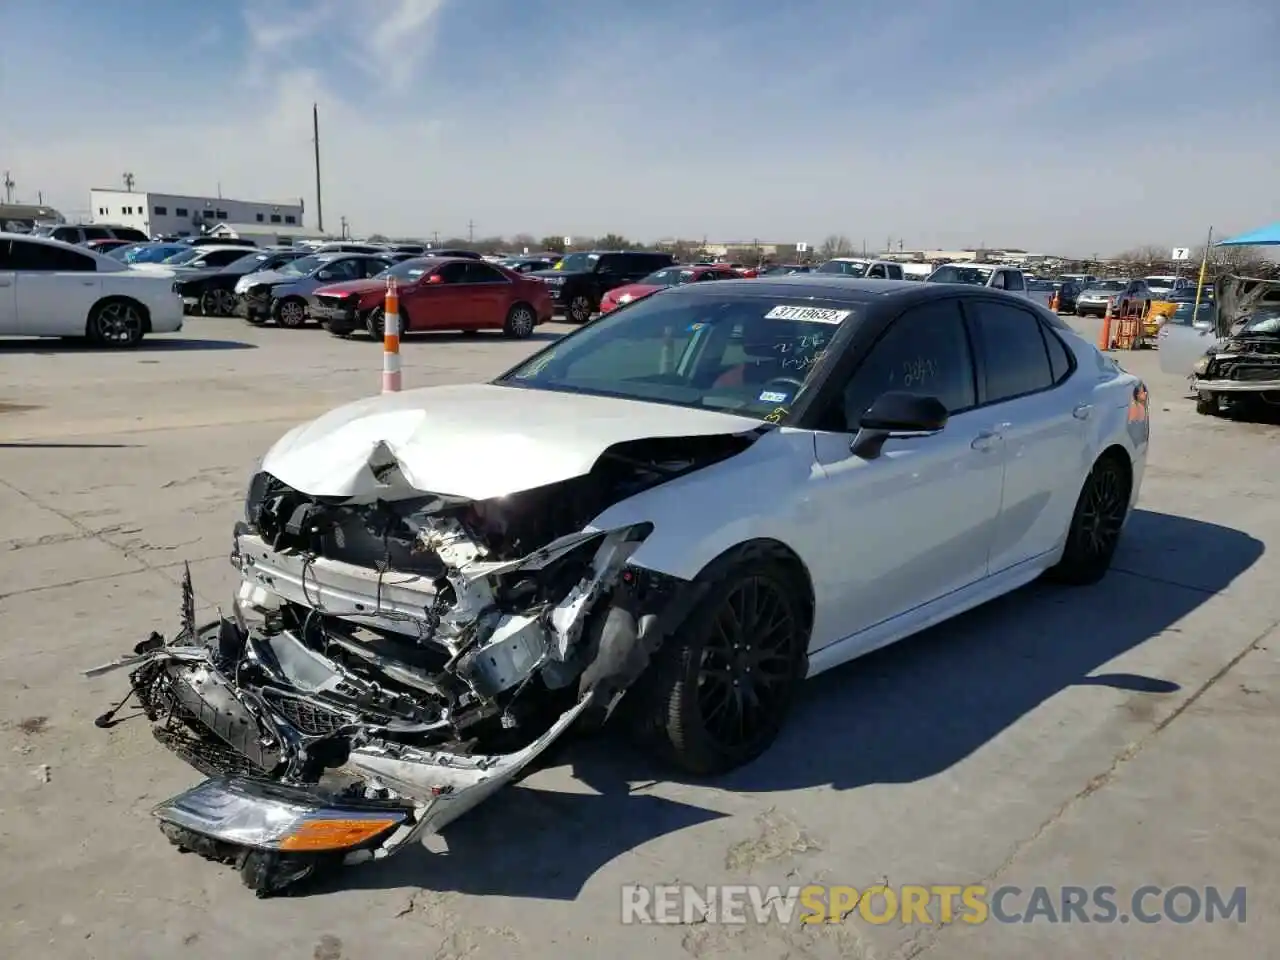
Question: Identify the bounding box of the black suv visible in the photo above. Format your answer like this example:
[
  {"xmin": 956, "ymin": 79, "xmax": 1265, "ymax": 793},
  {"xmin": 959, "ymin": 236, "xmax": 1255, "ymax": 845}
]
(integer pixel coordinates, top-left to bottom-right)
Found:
[
  {"xmin": 529, "ymin": 250, "xmax": 676, "ymax": 322},
  {"xmin": 34, "ymin": 223, "xmax": 150, "ymax": 245}
]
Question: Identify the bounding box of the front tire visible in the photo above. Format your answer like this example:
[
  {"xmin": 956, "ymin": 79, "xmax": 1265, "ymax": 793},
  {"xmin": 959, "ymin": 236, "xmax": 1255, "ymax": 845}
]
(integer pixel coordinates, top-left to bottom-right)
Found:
[
  {"xmin": 503, "ymin": 303, "xmax": 537, "ymax": 339},
  {"xmin": 1195, "ymin": 392, "xmax": 1219, "ymax": 416},
  {"xmin": 86, "ymin": 299, "xmax": 145, "ymax": 348},
  {"xmin": 1045, "ymin": 453, "xmax": 1131, "ymax": 585},
  {"xmin": 274, "ymin": 297, "xmax": 308, "ymax": 328},
  {"xmin": 200, "ymin": 288, "xmax": 237, "ymax": 317},
  {"xmin": 365, "ymin": 307, "xmax": 385, "ymax": 339},
  {"xmin": 632, "ymin": 557, "xmax": 808, "ymax": 776}
]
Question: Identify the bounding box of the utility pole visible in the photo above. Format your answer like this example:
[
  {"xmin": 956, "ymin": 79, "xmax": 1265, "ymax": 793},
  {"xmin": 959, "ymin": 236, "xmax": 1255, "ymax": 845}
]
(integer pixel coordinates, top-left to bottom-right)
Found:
[
  {"xmin": 432, "ymin": 231, "xmax": 440, "ymax": 247},
  {"xmin": 312, "ymin": 103, "xmax": 324, "ymax": 233},
  {"xmin": 2, "ymin": 171, "xmax": 14, "ymax": 203},
  {"xmin": 123, "ymin": 171, "xmax": 135, "ymax": 192},
  {"xmin": 37, "ymin": 191, "xmax": 43, "ymax": 205},
  {"xmin": 467, "ymin": 220, "xmax": 475, "ymax": 243},
  {"xmin": 340, "ymin": 215, "xmax": 348, "ymax": 239}
]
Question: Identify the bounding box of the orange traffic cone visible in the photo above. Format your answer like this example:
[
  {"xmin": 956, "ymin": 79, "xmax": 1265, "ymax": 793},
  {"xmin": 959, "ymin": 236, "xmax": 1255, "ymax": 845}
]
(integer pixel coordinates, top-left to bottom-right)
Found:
[{"xmin": 1098, "ymin": 300, "xmax": 1113, "ymax": 351}]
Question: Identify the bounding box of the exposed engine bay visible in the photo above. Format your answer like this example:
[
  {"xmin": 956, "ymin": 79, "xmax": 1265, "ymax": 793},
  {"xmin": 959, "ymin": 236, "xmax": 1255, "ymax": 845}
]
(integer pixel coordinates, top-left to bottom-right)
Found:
[{"xmin": 87, "ymin": 432, "xmax": 757, "ymax": 896}]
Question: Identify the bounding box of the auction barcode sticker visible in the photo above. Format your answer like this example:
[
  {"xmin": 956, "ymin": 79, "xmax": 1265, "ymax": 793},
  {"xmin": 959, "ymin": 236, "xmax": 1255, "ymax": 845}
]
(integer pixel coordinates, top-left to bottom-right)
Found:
[{"xmin": 764, "ymin": 305, "xmax": 851, "ymax": 324}]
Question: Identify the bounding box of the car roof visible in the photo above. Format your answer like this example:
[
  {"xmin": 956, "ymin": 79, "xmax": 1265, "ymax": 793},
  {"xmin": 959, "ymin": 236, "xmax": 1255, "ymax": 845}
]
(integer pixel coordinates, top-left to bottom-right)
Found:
[{"xmin": 667, "ymin": 274, "xmax": 924, "ymax": 301}]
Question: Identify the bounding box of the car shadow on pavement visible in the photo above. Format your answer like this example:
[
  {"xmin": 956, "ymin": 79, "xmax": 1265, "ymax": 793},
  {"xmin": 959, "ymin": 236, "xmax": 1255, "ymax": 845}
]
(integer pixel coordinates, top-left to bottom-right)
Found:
[
  {"xmin": 0, "ymin": 337, "xmax": 256, "ymax": 353},
  {"xmin": 329, "ymin": 509, "xmax": 1262, "ymax": 902}
]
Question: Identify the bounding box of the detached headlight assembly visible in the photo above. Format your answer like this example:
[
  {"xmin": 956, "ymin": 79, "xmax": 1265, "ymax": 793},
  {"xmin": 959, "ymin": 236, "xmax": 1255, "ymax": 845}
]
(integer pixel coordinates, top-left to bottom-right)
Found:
[{"xmin": 244, "ymin": 469, "xmax": 270, "ymax": 527}]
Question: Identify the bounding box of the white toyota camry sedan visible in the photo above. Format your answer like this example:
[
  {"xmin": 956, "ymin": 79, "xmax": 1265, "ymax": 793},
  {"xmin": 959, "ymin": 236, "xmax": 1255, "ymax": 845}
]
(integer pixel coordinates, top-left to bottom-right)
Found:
[
  {"xmin": 93, "ymin": 275, "xmax": 1150, "ymax": 895},
  {"xmin": 0, "ymin": 232, "xmax": 184, "ymax": 346}
]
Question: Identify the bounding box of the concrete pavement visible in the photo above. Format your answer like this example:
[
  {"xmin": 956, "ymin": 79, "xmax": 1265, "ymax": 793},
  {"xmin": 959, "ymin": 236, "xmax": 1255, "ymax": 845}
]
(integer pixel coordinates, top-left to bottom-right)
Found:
[{"xmin": 0, "ymin": 315, "xmax": 1274, "ymax": 959}]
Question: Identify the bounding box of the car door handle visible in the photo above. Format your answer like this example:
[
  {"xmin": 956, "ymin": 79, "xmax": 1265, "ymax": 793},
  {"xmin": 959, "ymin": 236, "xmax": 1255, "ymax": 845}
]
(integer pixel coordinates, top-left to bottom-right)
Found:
[
  {"xmin": 81, "ymin": 280, "xmax": 96, "ymax": 286},
  {"xmin": 0, "ymin": 278, "xmax": 11, "ymax": 287},
  {"xmin": 1072, "ymin": 403, "xmax": 1093, "ymax": 420},
  {"xmin": 971, "ymin": 430, "xmax": 1002, "ymax": 451}
]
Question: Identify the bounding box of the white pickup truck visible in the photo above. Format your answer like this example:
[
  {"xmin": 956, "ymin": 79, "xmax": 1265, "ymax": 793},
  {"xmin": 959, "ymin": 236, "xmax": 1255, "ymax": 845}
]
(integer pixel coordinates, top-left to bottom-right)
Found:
[
  {"xmin": 925, "ymin": 262, "xmax": 1039, "ymax": 302},
  {"xmin": 814, "ymin": 257, "xmax": 905, "ymax": 279}
]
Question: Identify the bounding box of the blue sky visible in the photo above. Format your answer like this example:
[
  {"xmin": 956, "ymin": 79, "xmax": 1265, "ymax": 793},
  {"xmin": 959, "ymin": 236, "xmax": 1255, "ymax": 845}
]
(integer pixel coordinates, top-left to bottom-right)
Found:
[{"xmin": 2, "ymin": 0, "xmax": 1277, "ymax": 254}]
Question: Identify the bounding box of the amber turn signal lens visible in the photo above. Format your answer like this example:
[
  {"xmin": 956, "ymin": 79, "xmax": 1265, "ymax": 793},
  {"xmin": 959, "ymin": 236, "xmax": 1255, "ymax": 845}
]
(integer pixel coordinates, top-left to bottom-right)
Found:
[{"xmin": 279, "ymin": 817, "xmax": 400, "ymax": 852}]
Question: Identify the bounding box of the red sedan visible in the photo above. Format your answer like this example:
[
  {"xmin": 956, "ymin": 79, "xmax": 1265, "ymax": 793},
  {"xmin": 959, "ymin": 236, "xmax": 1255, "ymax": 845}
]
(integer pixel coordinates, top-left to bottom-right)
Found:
[
  {"xmin": 310, "ymin": 256, "xmax": 554, "ymax": 339},
  {"xmin": 598, "ymin": 263, "xmax": 739, "ymax": 314}
]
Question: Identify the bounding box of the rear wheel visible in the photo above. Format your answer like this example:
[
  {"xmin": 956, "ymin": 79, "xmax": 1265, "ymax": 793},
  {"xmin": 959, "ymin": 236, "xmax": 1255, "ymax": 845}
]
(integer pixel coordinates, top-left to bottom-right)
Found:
[
  {"xmin": 567, "ymin": 294, "xmax": 592, "ymax": 323},
  {"xmin": 503, "ymin": 303, "xmax": 537, "ymax": 339},
  {"xmin": 1045, "ymin": 453, "xmax": 1131, "ymax": 585},
  {"xmin": 631, "ymin": 556, "xmax": 808, "ymax": 776},
  {"xmin": 365, "ymin": 307, "xmax": 385, "ymax": 339}
]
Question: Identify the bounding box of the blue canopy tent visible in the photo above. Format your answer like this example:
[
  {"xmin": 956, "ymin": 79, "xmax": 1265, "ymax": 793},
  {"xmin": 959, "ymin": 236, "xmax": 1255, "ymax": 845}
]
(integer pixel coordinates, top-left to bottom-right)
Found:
[{"xmin": 1216, "ymin": 222, "xmax": 1280, "ymax": 246}]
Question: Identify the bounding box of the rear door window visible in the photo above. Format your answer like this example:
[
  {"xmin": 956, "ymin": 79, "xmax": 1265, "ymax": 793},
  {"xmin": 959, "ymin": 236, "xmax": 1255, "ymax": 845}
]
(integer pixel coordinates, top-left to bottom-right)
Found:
[{"xmin": 967, "ymin": 299, "xmax": 1058, "ymax": 402}]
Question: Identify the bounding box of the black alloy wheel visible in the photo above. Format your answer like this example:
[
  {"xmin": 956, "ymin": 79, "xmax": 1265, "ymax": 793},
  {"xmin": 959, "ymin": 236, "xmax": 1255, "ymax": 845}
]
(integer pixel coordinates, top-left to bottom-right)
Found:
[
  {"xmin": 695, "ymin": 576, "xmax": 799, "ymax": 752},
  {"xmin": 567, "ymin": 294, "xmax": 592, "ymax": 323},
  {"xmin": 366, "ymin": 306, "xmax": 385, "ymax": 338},
  {"xmin": 87, "ymin": 299, "xmax": 145, "ymax": 347},
  {"xmin": 201, "ymin": 288, "xmax": 238, "ymax": 317},
  {"xmin": 1046, "ymin": 454, "xmax": 1130, "ymax": 585},
  {"xmin": 632, "ymin": 556, "xmax": 807, "ymax": 776}
]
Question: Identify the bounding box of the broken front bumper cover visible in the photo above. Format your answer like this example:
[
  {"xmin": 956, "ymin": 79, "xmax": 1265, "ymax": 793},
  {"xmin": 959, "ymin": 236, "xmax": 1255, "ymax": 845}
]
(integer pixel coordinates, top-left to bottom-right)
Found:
[{"xmin": 83, "ymin": 565, "xmax": 600, "ymax": 896}]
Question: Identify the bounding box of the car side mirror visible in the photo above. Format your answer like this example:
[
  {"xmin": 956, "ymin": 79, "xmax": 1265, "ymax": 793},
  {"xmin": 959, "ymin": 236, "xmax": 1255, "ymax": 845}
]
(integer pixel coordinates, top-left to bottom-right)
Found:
[
  {"xmin": 316, "ymin": 270, "xmax": 334, "ymax": 281},
  {"xmin": 426, "ymin": 274, "xmax": 443, "ymax": 284},
  {"xmin": 850, "ymin": 392, "xmax": 948, "ymax": 459}
]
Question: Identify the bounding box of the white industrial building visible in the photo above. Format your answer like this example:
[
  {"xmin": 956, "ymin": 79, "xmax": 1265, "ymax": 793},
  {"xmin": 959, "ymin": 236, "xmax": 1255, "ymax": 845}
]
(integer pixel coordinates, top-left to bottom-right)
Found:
[{"xmin": 89, "ymin": 189, "xmax": 306, "ymax": 239}]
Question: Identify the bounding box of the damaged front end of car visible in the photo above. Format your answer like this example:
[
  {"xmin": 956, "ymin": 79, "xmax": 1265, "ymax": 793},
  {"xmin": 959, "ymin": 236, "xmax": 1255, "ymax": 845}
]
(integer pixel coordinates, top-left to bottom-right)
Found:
[{"xmin": 86, "ymin": 433, "xmax": 753, "ymax": 896}]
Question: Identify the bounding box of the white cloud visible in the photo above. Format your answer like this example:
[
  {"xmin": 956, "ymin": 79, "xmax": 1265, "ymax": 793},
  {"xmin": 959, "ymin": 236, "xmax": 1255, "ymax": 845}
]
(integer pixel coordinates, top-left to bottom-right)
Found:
[{"xmin": 366, "ymin": 0, "xmax": 448, "ymax": 91}]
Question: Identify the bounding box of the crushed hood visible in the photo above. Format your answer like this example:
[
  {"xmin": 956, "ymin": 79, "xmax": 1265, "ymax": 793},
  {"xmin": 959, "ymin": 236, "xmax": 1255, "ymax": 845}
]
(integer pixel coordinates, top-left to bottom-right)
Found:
[{"xmin": 261, "ymin": 382, "xmax": 765, "ymax": 500}]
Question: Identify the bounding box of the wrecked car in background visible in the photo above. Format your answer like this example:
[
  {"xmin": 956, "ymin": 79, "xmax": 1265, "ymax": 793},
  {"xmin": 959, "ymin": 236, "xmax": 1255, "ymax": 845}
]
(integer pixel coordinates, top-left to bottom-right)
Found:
[
  {"xmin": 89, "ymin": 276, "xmax": 1148, "ymax": 895},
  {"xmin": 1158, "ymin": 274, "xmax": 1280, "ymax": 415}
]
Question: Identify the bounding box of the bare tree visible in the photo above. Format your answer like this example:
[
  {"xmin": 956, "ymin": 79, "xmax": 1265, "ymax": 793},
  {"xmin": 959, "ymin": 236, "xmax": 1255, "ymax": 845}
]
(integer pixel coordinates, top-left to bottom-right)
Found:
[{"xmin": 818, "ymin": 234, "xmax": 854, "ymax": 259}]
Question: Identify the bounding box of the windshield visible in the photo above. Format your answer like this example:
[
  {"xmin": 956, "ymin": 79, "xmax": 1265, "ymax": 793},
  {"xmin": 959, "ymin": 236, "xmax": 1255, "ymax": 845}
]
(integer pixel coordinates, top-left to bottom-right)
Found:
[
  {"xmin": 225, "ymin": 252, "xmax": 273, "ymax": 272},
  {"xmin": 1241, "ymin": 311, "xmax": 1280, "ymax": 335},
  {"xmin": 1170, "ymin": 301, "xmax": 1214, "ymax": 324},
  {"xmin": 817, "ymin": 260, "xmax": 868, "ymax": 277},
  {"xmin": 498, "ymin": 292, "xmax": 857, "ymax": 417},
  {"xmin": 124, "ymin": 244, "xmax": 184, "ymax": 263},
  {"xmin": 282, "ymin": 255, "xmax": 325, "ymax": 275},
  {"xmin": 928, "ymin": 265, "xmax": 992, "ymax": 285},
  {"xmin": 555, "ymin": 252, "xmax": 599, "ymax": 272},
  {"xmin": 106, "ymin": 243, "xmax": 140, "ymax": 260},
  {"xmin": 1087, "ymin": 281, "xmax": 1125, "ymax": 292},
  {"xmin": 374, "ymin": 258, "xmax": 438, "ymax": 281},
  {"xmin": 161, "ymin": 247, "xmax": 206, "ymax": 265},
  {"xmin": 1027, "ymin": 280, "xmax": 1056, "ymax": 291},
  {"xmin": 640, "ymin": 268, "xmax": 697, "ymax": 286}
]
